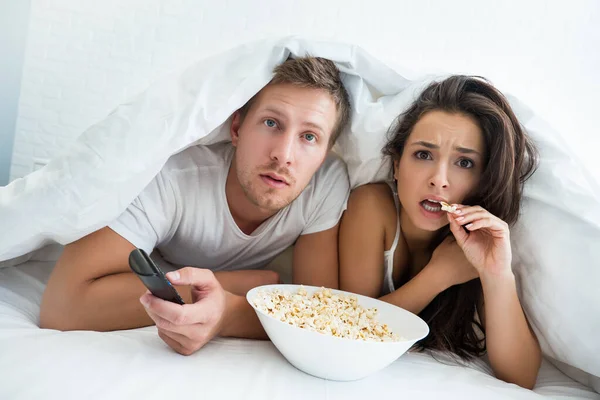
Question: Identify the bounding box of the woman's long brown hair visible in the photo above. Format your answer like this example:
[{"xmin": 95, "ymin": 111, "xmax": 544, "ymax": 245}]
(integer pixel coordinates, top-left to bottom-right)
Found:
[{"xmin": 382, "ymin": 75, "xmax": 539, "ymax": 359}]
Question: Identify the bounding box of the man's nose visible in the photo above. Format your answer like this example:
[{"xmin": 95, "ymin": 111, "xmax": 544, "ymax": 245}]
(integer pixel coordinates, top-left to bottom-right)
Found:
[{"xmin": 270, "ymin": 131, "xmax": 295, "ymax": 166}]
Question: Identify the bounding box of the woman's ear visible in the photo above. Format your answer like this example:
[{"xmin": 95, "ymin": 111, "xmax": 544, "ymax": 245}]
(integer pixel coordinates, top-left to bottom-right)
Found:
[
  {"xmin": 393, "ymin": 159, "xmax": 400, "ymax": 180},
  {"xmin": 230, "ymin": 111, "xmax": 242, "ymax": 146}
]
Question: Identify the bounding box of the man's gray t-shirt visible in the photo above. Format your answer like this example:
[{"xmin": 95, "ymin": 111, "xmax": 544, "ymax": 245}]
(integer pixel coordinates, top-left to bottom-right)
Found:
[{"xmin": 109, "ymin": 142, "xmax": 350, "ymax": 271}]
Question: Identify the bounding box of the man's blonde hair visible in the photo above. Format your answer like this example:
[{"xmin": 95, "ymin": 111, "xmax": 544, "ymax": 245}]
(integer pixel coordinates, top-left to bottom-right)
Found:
[{"xmin": 239, "ymin": 56, "xmax": 351, "ymax": 145}]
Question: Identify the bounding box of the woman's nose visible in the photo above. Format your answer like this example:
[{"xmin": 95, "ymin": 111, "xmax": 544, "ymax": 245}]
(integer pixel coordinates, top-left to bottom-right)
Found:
[{"xmin": 429, "ymin": 165, "xmax": 449, "ymax": 188}]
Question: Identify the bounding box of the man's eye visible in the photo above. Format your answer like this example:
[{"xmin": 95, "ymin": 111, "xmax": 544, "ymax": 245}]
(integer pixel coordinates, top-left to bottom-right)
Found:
[
  {"xmin": 458, "ymin": 158, "xmax": 474, "ymax": 169},
  {"xmin": 264, "ymin": 119, "xmax": 277, "ymax": 128},
  {"xmin": 415, "ymin": 151, "xmax": 431, "ymax": 160},
  {"xmin": 304, "ymin": 133, "xmax": 316, "ymax": 142}
]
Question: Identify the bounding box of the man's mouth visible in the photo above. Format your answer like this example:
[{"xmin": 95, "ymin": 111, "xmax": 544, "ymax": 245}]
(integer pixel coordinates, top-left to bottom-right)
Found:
[{"xmin": 260, "ymin": 173, "xmax": 289, "ymax": 188}]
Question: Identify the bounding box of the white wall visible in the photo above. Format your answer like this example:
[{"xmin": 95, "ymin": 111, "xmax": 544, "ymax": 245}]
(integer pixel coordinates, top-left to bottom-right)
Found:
[
  {"xmin": 9, "ymin": 0, "xmax": 600, "ymax": 182},
  {"xmin": 0, "ymin": 0, "xmax": 30, "ymax": 185}
]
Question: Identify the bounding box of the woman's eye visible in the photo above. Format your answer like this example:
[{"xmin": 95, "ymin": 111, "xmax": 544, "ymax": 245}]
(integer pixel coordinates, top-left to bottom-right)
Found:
[
  {"xmin": 264, "ymin": 119, "xmax": 277, "ymax": 128},
  {"xmin": 458, "ymin": 158, "xmax": 474, "ymax": 168},
  {"xmin": 415, "ymin": 151, "xmax": 431, "ymax": 160},
  {"xmin": 304, "ymin": 133, "xmax": 316, "ymax": 142}
]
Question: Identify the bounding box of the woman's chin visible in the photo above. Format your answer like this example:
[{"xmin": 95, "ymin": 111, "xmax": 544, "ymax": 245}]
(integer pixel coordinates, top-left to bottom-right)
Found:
[{"xmin": 414, "ymin": 214, "xmax": 449, "ymax": 232}]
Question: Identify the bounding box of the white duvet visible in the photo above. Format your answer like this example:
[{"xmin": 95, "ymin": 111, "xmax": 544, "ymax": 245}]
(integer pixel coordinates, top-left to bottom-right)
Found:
[
  {"xmin": 0, "ymin": 36, "xmax": 599, "ymax": 394},
  {"xmin": 0, "ymin": 256, "xmax": 598, "ymax": 400}
]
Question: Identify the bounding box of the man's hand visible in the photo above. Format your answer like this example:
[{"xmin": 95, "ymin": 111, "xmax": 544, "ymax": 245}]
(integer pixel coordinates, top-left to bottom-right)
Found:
[{"xmin": 140, "ymin": 267, "xmax": 227, "ymax": 355}]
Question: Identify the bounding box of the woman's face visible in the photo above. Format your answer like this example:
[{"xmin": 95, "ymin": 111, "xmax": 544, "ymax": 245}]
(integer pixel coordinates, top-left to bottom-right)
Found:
[{"xmin": 395, "ymin": 110, "xmax": 486, "ymax": 232}]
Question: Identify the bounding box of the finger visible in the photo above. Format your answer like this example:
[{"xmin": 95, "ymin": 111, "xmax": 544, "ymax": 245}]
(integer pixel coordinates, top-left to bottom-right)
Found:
[
  {"xmin": 464, "ymin": 217, "xmax": 508, "ymax": 236},
  {"xmin": 159, "ymin": 327, "xmax": 210, "ymax": 356},
  {"xmin": 145, "ymin": 308, "xmax": 185, "ymax": 331},
  {"xmin": 166, "ymin": 267, "xmax": 220, "ymax": 291},
  {"xmin": 453, "ymin": 210, "xmax": 489, "ymax": 226},
  {"xmin": 147, "ymin": 308, "xmax": 209, "ymax": 342},
  {"xmin": 158, "ymin": 327, "xmax": 196, "ymax": 349},
  {"xmin": 157, "ymin": 329, "xmax": 196, "ymax": 356},
  {"xmin": 141, "ymin": 293, "xmax": 201, "ymax": 325},
  {"xmin": 452, "ymin": 205, "xmax": 484, "ymax": 216},
  {"xmin": 447, "ymin": 212, "xmax": 469, "ymax": 245},
  {"xmin": 143, "ymin": 291, "xmax": 222, "ymax": 327}
]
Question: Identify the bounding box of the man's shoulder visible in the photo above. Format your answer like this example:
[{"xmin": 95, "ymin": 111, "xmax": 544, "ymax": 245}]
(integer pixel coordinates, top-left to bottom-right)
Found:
[
  {"xmin": 161, "ymin": 142, "xmax": 234, "ymax": 176},
  {"xmin": 312, "ymin": 152, "xmax": 349, "ymax": 184},
  {"xmin": 298, "ymin": 152, "xmax": 349, "ymax": 205}
]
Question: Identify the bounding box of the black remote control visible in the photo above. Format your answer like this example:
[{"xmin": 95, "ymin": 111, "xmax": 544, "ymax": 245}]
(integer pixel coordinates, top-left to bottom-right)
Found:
[{"xmin": 129, "ymin": 248, "xmax": 185, "ymax": 305}]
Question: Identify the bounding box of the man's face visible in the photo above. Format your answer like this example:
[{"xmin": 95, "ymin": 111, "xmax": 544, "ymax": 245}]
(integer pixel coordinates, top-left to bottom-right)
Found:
[{"xmin": 230, "ymin": 83, "xmax": 337, "ymax": 213}]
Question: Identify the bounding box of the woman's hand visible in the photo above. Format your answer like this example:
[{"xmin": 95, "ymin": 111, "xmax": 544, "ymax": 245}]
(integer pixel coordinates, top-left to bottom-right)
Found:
[
  {"xmin": 447, "ymin": 205, "xmax": 513, "ymax": 279},
  {"xmin": 427, "ymin": 235, "xmax": 479, "ymax": 290}
]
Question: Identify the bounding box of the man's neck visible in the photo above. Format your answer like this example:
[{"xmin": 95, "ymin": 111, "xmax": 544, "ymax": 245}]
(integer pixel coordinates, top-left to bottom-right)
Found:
[{"xmin": 225, "ymin": 161, "xmax": 276, "ymax": 236}]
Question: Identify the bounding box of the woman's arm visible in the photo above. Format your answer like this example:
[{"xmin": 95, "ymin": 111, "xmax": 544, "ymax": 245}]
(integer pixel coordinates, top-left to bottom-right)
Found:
[
  {"xmin": 479, "ymin": 272, "xmax": 541, "ymax": 390},
  {"xmin": 379, "ymin": 264, "xmax": 447, "ymax": 314},
  {"xmin": 338, "ymin": 185, "xmax": 388, "ymax": 298},
  {"xmin": 380, "ymin": 236, "xmax": 478, "ymax": 314},
  {"xmin": 448, "ymin": 207, "xmax": 541, "ymax": 389}
]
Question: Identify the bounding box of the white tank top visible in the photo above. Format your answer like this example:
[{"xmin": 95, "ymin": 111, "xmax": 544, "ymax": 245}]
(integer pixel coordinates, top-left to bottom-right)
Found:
[
  {"xmin": 382, "ymin": 181, "xmax": 401, "ymax": 296},
  {"xmin": 381, "ymin": 190, "xmax": 484, "ymax": 331}
]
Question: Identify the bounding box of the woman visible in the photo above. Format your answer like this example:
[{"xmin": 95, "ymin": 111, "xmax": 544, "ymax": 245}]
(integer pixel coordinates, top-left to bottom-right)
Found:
[{"xmin": 339, "ymin": 75, "xmax": 541, "ymax": 389}]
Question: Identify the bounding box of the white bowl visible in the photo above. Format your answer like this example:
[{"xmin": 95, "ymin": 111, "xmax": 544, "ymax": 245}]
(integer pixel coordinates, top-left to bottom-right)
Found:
[{"xmin": 246, "ymin": 284, "xmax": 429, "ymax": 381}]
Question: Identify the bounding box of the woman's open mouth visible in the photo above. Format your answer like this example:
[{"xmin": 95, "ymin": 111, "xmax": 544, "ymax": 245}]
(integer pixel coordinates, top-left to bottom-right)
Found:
[{"xmin": 419, "ymin": 199, "xmax": 445, "ymax": 218}]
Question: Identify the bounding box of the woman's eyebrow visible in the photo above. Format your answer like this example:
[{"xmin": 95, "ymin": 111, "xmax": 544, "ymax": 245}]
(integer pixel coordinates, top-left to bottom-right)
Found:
[
  {"xmin": 455, "ymin": 146, "xmax": 481, "ymax": 156},
  {"xmin": 411, "ymin": 141, "xmax": 480, "ymax": 156},
  {"xmin": 411, "ymin": 140, "xmax": 439, "ymax": 149}
]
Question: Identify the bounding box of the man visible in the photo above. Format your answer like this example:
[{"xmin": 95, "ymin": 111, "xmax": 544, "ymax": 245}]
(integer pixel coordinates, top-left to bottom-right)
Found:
[{"xmin": 40, "ymin": 56, "xmax": 352, "ymax": 355}]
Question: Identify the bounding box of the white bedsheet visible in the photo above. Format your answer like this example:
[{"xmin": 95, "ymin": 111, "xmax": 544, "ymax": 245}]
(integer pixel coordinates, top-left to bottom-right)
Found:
[{"xmin": 1, "ymin": 259, "xmax": 597, "ymax": 400}]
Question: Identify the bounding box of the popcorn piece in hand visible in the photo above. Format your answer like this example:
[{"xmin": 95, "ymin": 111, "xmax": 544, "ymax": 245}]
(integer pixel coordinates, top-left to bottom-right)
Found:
[
  {"xmin": 253, "ymin": 287, "xmax": 402, "ymax": 342},
  {"xmin": 440, "ymin": 201, "xmax": 457, "ymax": 213}
]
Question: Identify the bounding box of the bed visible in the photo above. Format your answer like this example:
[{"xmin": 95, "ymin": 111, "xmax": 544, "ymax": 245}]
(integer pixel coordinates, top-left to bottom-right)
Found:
[
  {"xmin": 1, "ymin": 37, "xmax": 599, "ymax": 399},
  {"xmin": 0, "ymin": 250, "xmax": 598, "ymax": 400}
]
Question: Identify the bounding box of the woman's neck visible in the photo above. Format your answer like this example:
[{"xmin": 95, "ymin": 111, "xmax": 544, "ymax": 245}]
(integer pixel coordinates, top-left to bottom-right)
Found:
[{"xmin": 399, "ymin": 207, "xmax": 438, "ymax": 255}]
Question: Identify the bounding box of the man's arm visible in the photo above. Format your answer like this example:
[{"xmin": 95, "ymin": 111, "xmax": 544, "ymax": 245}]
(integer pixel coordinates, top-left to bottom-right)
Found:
[
  {"xmin": 214, "ymin": 270, "xmax": 280, "ymax": 296},
  {"xmin": 215, "ymin": 225, "xmax": 342, "ymax": 342},
  {"xmin": 217, "ymin": 225, "xmax": 342, "ymax": 340},
  {"xmin": 218, "ymin": 226, "xmax": 341, "ymax": 341},
  {"xmin": 205, "ymin": 225, "xmax": 341, "ymax": 342},
  {"xmin": 292, "ymin": 225, "xmax": 340, "ymax": 289},
  {"xmin": 39, "ymin": 227, "xmax": 193, "ymax": 331},
  {"xmin": 218, "ymin": 293, "xmax": 269, "ymax": 340}
]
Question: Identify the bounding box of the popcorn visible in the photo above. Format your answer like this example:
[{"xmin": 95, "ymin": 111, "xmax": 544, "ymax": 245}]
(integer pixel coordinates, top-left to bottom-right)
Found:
[
  {"xmin": 253, "ymin": 287, "xmax": 401, "ymax": 342},
  {"xmin": 440, "ymin": 201, "xmax": 457, "ymax": 213}
]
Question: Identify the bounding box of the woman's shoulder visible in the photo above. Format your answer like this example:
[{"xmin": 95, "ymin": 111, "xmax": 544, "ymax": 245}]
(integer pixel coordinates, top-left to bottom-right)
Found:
[
  {"xmin": 346, "ymin": 182, "xmax": 398, "ymax": 222},
  {"xmin": 341, "ymin": 183, "xmax": 401, "ymax": 256}
]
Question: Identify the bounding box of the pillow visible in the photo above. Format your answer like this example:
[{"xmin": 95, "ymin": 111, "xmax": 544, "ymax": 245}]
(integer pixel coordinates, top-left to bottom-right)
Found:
[{"xmin": 507, "ymin": 95, "xmax": 600, "ymax": 385}]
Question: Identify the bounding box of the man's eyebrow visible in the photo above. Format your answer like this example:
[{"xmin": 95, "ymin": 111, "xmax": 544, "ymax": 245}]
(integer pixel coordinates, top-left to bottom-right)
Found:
[
  {"xmin": 302, "ymin": 121, "xmax": 325, "ymax": 134},
  {"xmin": 411, "ymin": 140, "xmax": 481, "ymax": 156},
  {"xmin": 262, "ymin": 107, "xmax": 326, "ymax": 134},
  {"xmin": 262, "ymin": 107, "xmax": 286, "ymax": 118}
]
